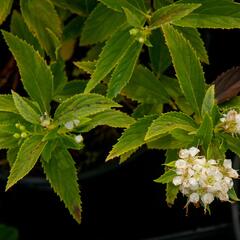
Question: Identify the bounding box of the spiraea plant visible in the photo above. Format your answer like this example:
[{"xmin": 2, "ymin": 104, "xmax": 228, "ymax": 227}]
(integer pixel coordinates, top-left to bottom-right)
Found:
[{"xmin": 1, "ymin": 0, "xmax": 240, "ymax": 222}]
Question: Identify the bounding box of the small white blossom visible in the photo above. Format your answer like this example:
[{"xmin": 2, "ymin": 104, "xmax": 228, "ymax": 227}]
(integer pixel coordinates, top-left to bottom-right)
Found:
[
  {"xmin": 65, "ymin": 121, "xmax": 74, "ymax": 130},
  {"xmin": 175, "ymin": 159, "xmax": 188, "ymax": 169},
  {"xmin": 189, "ymin": 193, "xmax": 199, "ymax": 203},
  {"xmin": 223, "ymin": 159, "xmax": 232, "ymax": 169},
  {"xmin": 188, "ymin": 178, "xmax": 199, "ymax": 190},
  {"xmin": 173, "ymin": 176, "xmax": 183, "ymax": 186},
  {"xmin": 201, "ymin": 193, "xmax": 214, "ymax": 205},
  {"xmin": 179, "ymin": 147, "xmax": 199, "ymax": 159},
  {"xmin": 75, "ymin": 134, "xmax": 83, "ymax": 143}
]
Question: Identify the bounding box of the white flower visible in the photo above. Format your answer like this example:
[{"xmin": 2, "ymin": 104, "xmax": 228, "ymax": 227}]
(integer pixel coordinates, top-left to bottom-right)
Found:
[
  {"xmin": 170, "ymin": 146, "xmax": 239, "ymax": 210},
  {"xmin": 173, "ymin": 176, "xmax": 182, "ymax": 186},
  {"xmin": 175, "ymin": 159, "xmax": 188, "ymax": 169},
  {"xmin": 189, "ymin": 193, "xmax": 199, "ymax": 203},
  {"xmin": 224, "ymin": 177, "xmax": 233, "ymax": 188},
  {"xmin": 227, "ymin": 168, "xmax": 238, "ymax": 179},
  {"xmin": 75, "ymin": 134, "xmax": 83, "ymax": 143},
  {"xmin": 223, "ymin": 159, "xmax": 232, "ymax": 169},
  {"xmin": 208, "ymin": 159, "xmax": 217, "ymax": 165},
  {"xmin": 65, "ymin": 121, "xmax": 74, "ymax": 130},
  {"xmin": 194, "ymin": 157, "xmax": 206, "ymax": 166},
  {"xmin": 188, "ymin": 147, "xmax": 200, "ymax": 157},
  {"xmin": 188, "ymin": 168, "xmax": 195, "ymax": 177},
  {"xmin": 188, "ymin": 178, "xmax": 199, "ymax": 190},
  {"xmin": 179, "ymin": 147, "xmax": 199, "ymax": 159},
  {"xmin": 221, "ymin": 110, "xmax": 240, "ymax": 134},
  {"xmin": 201, "ymin": 193, "xmax": 214, "ymax": 205}
]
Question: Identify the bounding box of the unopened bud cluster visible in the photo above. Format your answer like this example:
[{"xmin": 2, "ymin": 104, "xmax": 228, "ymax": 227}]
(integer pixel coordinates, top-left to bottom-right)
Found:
[
  {"xmin": 220, "ymin": 109, "xmax": 240, "ymax": 135},
  {"xmin": 129, "ymin": 27, "xmax": 152, "ymax": 46},
  {"xmin": 172, "ymin": 147, "xmax": 238, "ymax": 209},
  {"xmin": 40, "ymin": 112, "xmax": 52, "ymax": 128},
  {"xmin": 64, "ymin": 119, "xmax": 83, "ymax": 144},
  {"xmin": 13, "ymin": 123, "xmax": 29, "ymax": 139}
]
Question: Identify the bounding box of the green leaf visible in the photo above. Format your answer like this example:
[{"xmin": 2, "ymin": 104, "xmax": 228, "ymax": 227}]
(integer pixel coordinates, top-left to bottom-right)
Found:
[
  {"xmin": 0, "ymin": 224, "xmax": 18, "ymax": 240},
  {"xmin": 84, "ymin": 26, "xmax": 135, "ymax": 93},
  {"xmin": 7, "ymin": 148, "xmax": 19, "ymax": 168},
  {"xmin": 42, "ymin": 145, "xmax": 82, "ymax": 223},
  {"xmin": 145, "ymin": 111, "xmax": 197, "ymax": 141},
  {"xmin": 201, "ymin": 85, "xmax": 215, "ymax": 118},
  {"xmin": 107, "ymin": 115, "xmax": 157, "ymax": 160},
  {"xmin": 166, "ymin": 182, "xmax": 179, "ymax": 205},
  {"xmin": 60, "ymin": 135, "xmax": 84, "ymax": 150},
  {"xmin": 50, "ymin": 0, "xmax": 97, "ymax": 15},
  {"xmin": 107, "ymin": 41, "xmax": 142, "ymax": 98},
  {"xmin": 6, "ymin": 135, "xmax": 47, "ymax": 190},
  {"xmin": 207, "ymin": 138, "xmax": 226, "ymax": 160},
  {"xmin": 100, "ymin": 0, "xmax": 147, "ymax": 14},
  {"xmin": 123, "ymin": 7, "xmax": 142, "ymax": 27},
  {"xmin": 154, "ymin": 170, "xmax": 177, "ymax": 184},
  {"xmin": 224, "ymin": 134, "xmax": 240, "ymax": 158},
  {"xmin": 165, "ymin": 149, "xmax": 178, "ymax": 164},
  {"xmin": 63, "ymin": 16, "xmax": 84, "ymax": 41},
  {"xmin": 51, "ymin": 59, "xmax": 67, "ymax": 96},
  {"xmin": 220, "ymin": 96, "xmax": 240, "ymax": 111},
  {"xmin": 2, "ymin": 31, "xmax": 54, "ymax": 113},
  {"xmin": 0, "ymin": 95, "xmax": 18, "ymax": 114},
  {"xmin": 81, "ymin": 3, "xmax": 126, "ymax": 45},
  {"xmin": 195, "ymin": 114, "xmax": 213, "ymax": 153},
  {"xmin": 149, "ymin": 3, "xmax": 201, "ymax": 29},
  {"xmin": 12, "ymin": 91, "xmax": 40, "ymax": 125},
  {"xmin": 54, "ymin": 80, "xmax": 86, "ymax": 102},
  {"xmin": 41, "ymin": 140, "xmax": 57, "ymax": 163},
  {"xmin": 123, "ymin": 65, "xmax": 170, "ymax": 104},
  {"xmin": 80, "ymin": 109, "xmax": 135, "ymax": 132},
  {"xmin": 74, "ymin": 61, "xmax": 96, "ymax": 75},
  {"xmin": 175, "ymin": 26, "xmax": 209, "ymax": 64},
  {"xmin": 0, "ymin": 124, "xmax": 19, "ymax": 150},
  {"xmin": 154, "ymin": 0, "xmax": 174, "ymax": 8},
  {"xmin": 0, "ymin": 0, "xmax": 13, "ymax": 25},
  {"xmin": 119, "ymin": 149, "xmax": 136, "ymax": 163},
  {"xmin": 0, "ymin": 112, "xmax": 25, "ymax": 126},
  {"xmin": 160, "ymin": 76, "xmax": 182, "ymax": 98},
  {"xmin": 171, "ymin": 129, "xmax": 195, "ymax": 145},
  {"xmin": 147, "ymin": 134, "xmax": 187, "ymax": 150},
  {"xmin": 54, "ymin": 93, "xmax": 120, "ymax": 124},
  {"xmin": 149, "ymin": 29, "xmax": 171, "ymax": 76},
  {"xmin": 162, "ymin": 24, "xmax": 206, "ymax": 116},
  {"xmin": 132, "ymin": 103, "xmax": 163, "ymax": 119},
  {"xmin": 228, "ymin": 188, "xmax": 240, "ymax": 201},
  {"xmin": 173, "ymin": 0, "xmax": 240, "ymax": 29},
  {"xmin": 10, "ymin": 10, "xmax": 43, "ymax": 55},
  {"xmin": 20, "ymin": 0, "xmax": 62, "ymax": 58}
]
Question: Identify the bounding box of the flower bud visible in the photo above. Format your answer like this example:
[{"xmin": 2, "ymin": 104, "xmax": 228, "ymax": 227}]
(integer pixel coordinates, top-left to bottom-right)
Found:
[
  {"xmin": 75, "ymin": 134, "xmax": 83, "ymax": 144},
  {"xmin": 189, "ymin": 193, "xmax": 199, "ymax": 203},
  {"xmin": 13, "ymin": 133, "xmax": 20, "ymax": 139},
  {"xmin": 21, "ymin": 132, "xmax": 28, "ymax": 138},
  {"xmin": 65, "ymin": 121, "xmax": 74, "ymax": 130}
]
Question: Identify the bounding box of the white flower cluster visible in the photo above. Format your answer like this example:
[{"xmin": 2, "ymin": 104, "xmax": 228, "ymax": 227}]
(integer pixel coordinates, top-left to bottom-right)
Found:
[
  {"xmin": 220, "ymin": 109, "xmax": 240, "ymax": 134},
  {"xmin": 172, "ymin": 147, "xmax": 238, "ymax": 209}
]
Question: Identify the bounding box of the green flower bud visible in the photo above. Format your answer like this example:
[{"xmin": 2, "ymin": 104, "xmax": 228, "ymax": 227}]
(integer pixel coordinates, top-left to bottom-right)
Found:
[
  {"xmin": 19, "ymin": 125, "xmax": 26, "ymax": 131},
  {"xmin": 13, "ymin": 133, "xmax": 21, "ymax": 139},
  {"xmin": 21, "ymin": 132, "xmax": 28, "ymax": 138}
]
